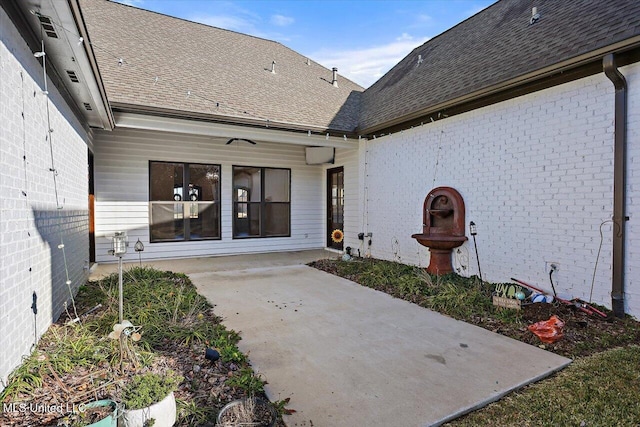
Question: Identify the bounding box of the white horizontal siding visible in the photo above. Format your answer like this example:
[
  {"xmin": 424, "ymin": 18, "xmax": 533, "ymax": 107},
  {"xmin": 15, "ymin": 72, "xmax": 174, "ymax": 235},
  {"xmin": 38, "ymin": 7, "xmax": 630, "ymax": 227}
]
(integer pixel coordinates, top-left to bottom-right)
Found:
[{"xmin": 93, "ymin": 127, "xmax": 326, "ymax": 262}]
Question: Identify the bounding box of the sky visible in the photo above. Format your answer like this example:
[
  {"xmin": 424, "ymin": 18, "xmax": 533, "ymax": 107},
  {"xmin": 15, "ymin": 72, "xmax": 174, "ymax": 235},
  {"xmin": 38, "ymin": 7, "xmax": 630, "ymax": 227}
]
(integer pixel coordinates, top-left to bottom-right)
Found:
[{"xmin": 114, "ymin": 0, "xmax": 495, "ymax": 88}]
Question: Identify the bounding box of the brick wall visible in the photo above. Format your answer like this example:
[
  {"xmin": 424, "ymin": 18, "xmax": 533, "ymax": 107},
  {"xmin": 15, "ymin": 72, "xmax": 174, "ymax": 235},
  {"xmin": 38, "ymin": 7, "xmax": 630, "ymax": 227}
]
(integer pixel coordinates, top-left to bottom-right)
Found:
[
  {"xmin": 360, "ymin": 63, "xmax": 640, "ymax": 318},
  {"xmin": 0, "ymin": 8, "xmax": 90, "ymax": 389}
]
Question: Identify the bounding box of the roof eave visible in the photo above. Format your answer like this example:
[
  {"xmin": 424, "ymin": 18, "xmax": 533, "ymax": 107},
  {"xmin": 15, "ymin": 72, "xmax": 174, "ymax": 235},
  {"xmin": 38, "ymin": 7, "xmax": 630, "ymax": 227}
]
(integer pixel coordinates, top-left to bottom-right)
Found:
[
  {"xmin": 68, "ymin": 0, "xmax": 115, "ymax": 130},
  {"xmin": 359, "ymin": 35, "xmax": 640, "ymax": 136},
  {"xmin": 114, "ymin": 112, "xmax": 360, "ymax": 148},
  {"xmin": 111, "ymin": 102, "xmax": 360, "ymax": 139}
]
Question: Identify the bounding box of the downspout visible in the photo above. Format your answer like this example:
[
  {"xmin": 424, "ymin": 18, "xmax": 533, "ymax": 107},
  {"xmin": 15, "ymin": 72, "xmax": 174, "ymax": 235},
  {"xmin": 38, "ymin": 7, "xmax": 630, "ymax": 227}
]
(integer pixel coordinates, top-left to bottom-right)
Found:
[{"xmin": 603, "ymin": 54, "xmax": 627, "ymax": 318}]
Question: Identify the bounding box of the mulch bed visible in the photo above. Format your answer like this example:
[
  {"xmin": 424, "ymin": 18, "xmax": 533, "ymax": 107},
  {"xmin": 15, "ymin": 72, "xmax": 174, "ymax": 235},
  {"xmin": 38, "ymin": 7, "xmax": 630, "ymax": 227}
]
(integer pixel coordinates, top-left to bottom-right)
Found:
[{"xmin": 0, "ymin": 306, "xmax": 284, "ymax": 427}]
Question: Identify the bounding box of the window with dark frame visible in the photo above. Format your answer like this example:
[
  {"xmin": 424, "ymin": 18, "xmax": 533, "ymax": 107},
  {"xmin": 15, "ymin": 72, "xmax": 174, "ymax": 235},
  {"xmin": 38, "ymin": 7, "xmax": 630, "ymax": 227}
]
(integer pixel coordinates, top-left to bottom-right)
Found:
[
  {"xmin": 149, "ymin": 161, "xmax": 221, "ymax": 242},
  {"xmin": 232, "ymin": 166, "xmax": 290, "ymax": 238}
]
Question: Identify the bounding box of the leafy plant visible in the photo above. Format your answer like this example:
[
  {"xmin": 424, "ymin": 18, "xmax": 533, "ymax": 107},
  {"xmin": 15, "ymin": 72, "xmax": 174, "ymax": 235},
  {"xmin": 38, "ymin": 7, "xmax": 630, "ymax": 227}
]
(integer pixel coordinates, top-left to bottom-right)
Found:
[
  {"xmin": 272, "ymin": 397, "xmax": 297, "ymax": 416},
  {"xmin": 225, "ymin": 367, "xmax": 266, "ymax": 395},
  {"xmin": 121, "ymin": 371, "xmax": 182, "ymax": 410}
]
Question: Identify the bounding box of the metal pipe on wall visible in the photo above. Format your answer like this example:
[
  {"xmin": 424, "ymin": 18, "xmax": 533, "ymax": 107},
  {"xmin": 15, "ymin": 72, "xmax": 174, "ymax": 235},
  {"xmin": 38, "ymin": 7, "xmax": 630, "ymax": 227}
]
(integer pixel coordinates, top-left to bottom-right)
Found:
[{"xmin": 603, "ymin": 54, "xmax": 628, "ymax": 318}]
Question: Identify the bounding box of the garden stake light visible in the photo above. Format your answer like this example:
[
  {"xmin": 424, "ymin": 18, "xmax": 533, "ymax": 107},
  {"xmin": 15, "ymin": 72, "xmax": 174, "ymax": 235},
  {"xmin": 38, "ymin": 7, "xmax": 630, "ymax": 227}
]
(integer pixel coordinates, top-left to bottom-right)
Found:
[
  {"xmin": 134, "ymin": 238, "xmax": 144, "ymax": 266},
  {"xmin": 469, "ymin": 221, "xmax": 483, "ymax": 282},
  {"xmin": 109, "ymin": 231, "xmax": 128, "ymax": 323}
]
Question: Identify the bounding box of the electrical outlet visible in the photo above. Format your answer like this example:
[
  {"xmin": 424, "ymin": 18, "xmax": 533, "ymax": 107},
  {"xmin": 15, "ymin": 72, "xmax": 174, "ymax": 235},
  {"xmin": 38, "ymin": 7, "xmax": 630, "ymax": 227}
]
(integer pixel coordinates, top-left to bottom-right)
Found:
[{"xmin": 545, "ymin": 261, "xmax": 560, "ymax": 274}]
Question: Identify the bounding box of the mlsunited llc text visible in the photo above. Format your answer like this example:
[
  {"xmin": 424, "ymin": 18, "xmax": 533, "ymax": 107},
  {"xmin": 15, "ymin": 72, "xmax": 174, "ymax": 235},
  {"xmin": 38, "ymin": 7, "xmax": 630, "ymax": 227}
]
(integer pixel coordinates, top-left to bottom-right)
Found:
[{"xmin": 3, "ymin": 402, "xmax": 86, "ymax": 414}]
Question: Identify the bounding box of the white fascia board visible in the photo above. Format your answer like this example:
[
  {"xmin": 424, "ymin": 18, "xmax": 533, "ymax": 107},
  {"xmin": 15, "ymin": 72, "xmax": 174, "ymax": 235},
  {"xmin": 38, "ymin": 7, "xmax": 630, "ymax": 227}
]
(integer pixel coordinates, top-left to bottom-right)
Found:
[
  {"xmin": 51, "ymin": 1, "xmax": 114, "ymax": 130},
  {"xmin": 115, "ymin": 112, "xmax": 358, "ymax": 149}
]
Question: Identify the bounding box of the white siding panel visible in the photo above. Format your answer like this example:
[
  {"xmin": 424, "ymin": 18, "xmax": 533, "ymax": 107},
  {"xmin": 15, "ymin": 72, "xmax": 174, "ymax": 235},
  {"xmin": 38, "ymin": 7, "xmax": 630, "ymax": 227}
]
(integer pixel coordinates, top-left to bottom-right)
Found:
[{"xmin": 93, "ymin": 128, "xmax": 326, "ymax": 262}]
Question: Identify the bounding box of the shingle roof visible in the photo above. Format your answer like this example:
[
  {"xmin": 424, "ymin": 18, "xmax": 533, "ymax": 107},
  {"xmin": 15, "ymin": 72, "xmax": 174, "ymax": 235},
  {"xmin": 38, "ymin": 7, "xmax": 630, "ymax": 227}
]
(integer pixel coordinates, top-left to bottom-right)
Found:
[
  {"xmin": 359, "ymin": 0, "xmax": 640, "ymax": 133},
  {"xmin": 79, "ymin": 0, "xmax": 363, "ymax": 133}
]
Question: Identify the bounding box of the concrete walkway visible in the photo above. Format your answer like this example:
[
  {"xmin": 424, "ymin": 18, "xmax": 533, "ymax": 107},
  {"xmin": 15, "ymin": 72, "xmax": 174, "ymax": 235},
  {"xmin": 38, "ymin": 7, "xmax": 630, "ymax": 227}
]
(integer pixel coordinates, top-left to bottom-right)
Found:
[{"xmin": 91, "ymin": 250, "xmax": 571, "ymax": 426}]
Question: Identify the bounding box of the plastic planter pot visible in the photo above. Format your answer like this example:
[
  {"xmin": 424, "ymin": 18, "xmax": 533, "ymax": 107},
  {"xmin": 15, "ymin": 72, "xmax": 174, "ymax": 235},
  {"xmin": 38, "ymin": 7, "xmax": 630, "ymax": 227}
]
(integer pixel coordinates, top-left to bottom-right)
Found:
[
  {"xmin": 120, "ymin": 391, "xmax": 176, "ymax": 427},
  {"xmin": 82, "ymin": 399, "xmax": 118, "ymax": 427},
  {"xmin": 216, "ymin": 397, "xmax": 276, "ymax": 427}
]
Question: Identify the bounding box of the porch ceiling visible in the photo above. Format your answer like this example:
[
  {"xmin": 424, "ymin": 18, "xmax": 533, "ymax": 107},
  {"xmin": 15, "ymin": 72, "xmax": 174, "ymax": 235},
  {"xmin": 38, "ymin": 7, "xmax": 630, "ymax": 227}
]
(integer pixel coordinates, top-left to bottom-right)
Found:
[{"xmin": 114, "ymin": 112, "xmax": 359, "ymax": 149}]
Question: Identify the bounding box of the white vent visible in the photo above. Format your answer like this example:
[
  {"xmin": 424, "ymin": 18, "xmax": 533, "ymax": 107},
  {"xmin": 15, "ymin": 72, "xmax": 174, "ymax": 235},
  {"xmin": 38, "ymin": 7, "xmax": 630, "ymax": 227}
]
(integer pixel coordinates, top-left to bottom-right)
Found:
[{"xmin": 83, "ymin": 103, "xmax": 93, "ymax": 111}]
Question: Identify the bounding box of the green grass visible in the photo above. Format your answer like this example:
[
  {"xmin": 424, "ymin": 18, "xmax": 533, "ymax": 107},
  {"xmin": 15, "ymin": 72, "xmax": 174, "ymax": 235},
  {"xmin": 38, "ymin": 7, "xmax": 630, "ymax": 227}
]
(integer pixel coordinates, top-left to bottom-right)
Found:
[
  {"xmin": 446, "ymin": 346, "xmax": 640, "ymax": 427},
  {"xmin": 82, "ymin": 267, "xmax": 247, "ymax": 364},
  {"xmin": 326, "ymin": 258, "xmax": 522, "ymax": 323}
]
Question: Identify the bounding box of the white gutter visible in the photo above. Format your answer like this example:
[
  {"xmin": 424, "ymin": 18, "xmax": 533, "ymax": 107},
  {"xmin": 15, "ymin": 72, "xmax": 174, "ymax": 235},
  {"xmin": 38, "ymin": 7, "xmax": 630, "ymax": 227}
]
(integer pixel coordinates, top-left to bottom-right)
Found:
[{"xmin": 114, "ymin": 112, "xmax": 358, "ymax": 149}]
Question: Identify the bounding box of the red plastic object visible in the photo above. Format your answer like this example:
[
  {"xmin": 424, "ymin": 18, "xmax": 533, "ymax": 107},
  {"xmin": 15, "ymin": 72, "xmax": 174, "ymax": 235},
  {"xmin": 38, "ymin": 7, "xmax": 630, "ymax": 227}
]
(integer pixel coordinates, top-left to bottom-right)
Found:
[{"xmin": 528, "ymin": 315, "xmax": 565, "ymax": 344}]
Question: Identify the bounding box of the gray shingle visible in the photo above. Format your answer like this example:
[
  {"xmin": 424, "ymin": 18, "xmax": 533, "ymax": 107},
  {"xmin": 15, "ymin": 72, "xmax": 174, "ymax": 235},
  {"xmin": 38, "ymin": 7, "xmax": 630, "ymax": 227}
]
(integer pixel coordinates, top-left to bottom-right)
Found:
[
  {"xmin": 79, "ymin": 0, "xmax": 363, "ymax": 133},
  {"xmin": 359, "ymin": 0, "xmax": 640, "ymax": 133}
]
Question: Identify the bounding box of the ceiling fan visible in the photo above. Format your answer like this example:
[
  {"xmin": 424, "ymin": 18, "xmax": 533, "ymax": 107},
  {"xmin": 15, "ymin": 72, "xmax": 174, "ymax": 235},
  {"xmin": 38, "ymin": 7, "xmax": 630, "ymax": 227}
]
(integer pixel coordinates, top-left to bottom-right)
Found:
[{"xmin": 226, "ymin": 138, "xmax": 256, "ymax": 145}]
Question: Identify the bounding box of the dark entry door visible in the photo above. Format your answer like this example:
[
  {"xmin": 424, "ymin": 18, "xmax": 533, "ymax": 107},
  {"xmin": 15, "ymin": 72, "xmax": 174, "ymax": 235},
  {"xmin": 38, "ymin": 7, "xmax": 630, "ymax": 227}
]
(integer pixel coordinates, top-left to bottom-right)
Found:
[{"xmin": 327, "ymin": 167, "xmax": 344, "ymax": 250}]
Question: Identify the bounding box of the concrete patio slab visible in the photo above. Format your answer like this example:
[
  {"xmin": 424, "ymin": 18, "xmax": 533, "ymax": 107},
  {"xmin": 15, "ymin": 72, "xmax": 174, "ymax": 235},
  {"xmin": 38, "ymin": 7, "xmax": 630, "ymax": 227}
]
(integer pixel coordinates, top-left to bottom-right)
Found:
[
  {"xmin": 88, "ymin": 249, "xmax": 331, "ymax": 279},
  {"xmin": 89, "ymin": 251, "xmax": 571, "ymax": 425},
  {"xmin": 180, "ymin": 253, "xmax": 572, "ymax": 427}
]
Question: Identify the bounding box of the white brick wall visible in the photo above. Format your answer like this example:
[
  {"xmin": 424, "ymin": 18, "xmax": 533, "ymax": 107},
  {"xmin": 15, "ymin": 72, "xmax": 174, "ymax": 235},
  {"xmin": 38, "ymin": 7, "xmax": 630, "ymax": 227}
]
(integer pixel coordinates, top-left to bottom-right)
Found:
[
  {"xmin": 360, "ymin": 64, "xmax": 640, "ymax": 318},
  {"xmin": 1, "ymin": 8, "xmax": 90, "ymax": 389}
]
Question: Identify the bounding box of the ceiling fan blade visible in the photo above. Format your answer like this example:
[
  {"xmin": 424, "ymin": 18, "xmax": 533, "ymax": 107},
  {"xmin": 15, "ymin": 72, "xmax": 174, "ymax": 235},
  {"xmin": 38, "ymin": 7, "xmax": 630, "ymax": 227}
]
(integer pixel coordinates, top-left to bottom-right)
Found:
[{"xmin": 225, "ymin": 138, "xmax": 256, "ymax": 145}]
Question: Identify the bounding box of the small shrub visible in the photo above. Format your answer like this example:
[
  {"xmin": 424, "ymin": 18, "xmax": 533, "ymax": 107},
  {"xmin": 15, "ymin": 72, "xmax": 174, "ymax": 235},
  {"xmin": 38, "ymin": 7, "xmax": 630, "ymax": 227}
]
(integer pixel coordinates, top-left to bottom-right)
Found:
[{"xmin": 121, "ymin": 371, "xmax": 182, "ymax": 410}]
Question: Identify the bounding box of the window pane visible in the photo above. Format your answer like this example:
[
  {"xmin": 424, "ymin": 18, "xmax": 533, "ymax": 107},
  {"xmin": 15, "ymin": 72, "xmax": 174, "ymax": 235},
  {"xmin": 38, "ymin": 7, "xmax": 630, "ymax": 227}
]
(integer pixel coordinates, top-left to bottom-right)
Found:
[
  {"xmin": 150, "ymin": 162, "xmax": 183, "ymax": 201},
  {"xmin": 237, "ymin": 201, "xmax": 248, "ymax": 218},
  {"xmin": 234, "ymin": 203, "xmax": 260, "ymax": 237},
  {"xmin": 265, "ymin": 203, "xmax": 289, "ymax": 236},
  {"xmin": 189, "ymin": 164, "xmax": 220, "ymax": 202},
  {"xmin": 233, "ymin": 167, "xmax": 261, "ymax": 201},
  {"xmin": 150, "ymin": 203, "xmax": 184, "ymax": 240},
  {"xmin": 189, "ymin": 202, "xmax": 220, "ymax": 239},
  {"xmin": 264, "ymin": 169, "xmax": 290, "ymax": 202}
]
